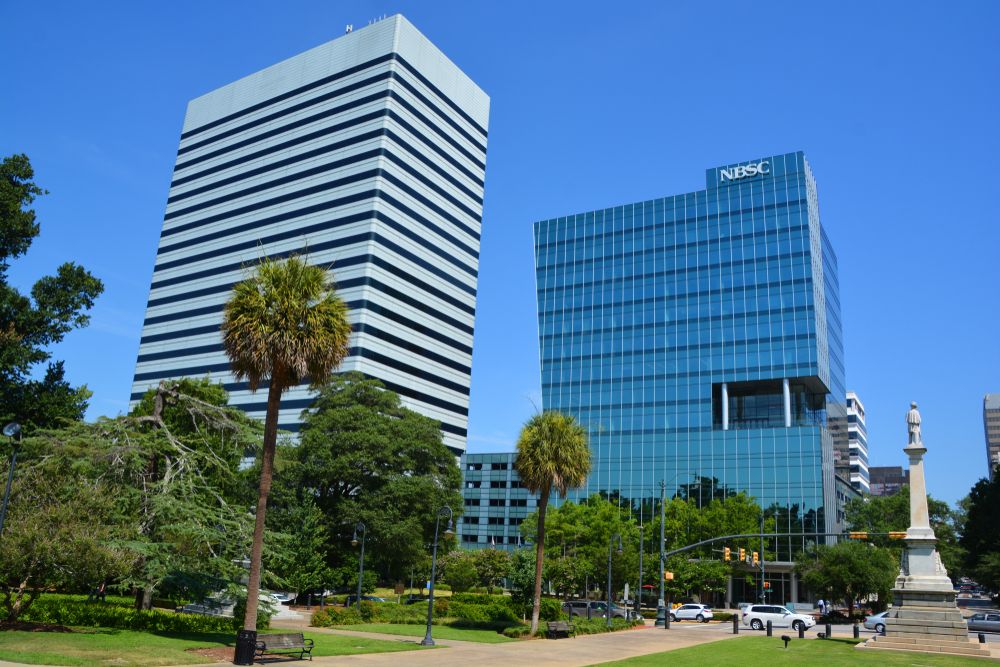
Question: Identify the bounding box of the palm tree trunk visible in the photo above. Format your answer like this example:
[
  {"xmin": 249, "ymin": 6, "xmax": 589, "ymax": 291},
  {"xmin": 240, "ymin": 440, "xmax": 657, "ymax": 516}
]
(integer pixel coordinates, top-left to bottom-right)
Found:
[
  {"xmin": 242, "ymin": 380, "xmax": 282, "ymax": 631},
  {"xmin": 530, "ymin": 491, "xmax": 549, "ymax": 636}
]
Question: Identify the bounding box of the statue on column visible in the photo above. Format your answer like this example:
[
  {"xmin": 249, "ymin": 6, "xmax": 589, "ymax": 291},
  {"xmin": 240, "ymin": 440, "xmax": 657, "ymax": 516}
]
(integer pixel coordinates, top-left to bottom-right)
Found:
[{"xmin": 906, "ymin": 402, "xmax": 922, "ymax": 446}]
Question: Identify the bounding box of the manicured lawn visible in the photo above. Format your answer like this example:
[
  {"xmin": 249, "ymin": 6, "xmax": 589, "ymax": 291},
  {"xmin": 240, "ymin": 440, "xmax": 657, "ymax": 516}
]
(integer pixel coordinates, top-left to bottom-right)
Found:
[
  {"xmin": 595, "ymin": 636, "xmax": 991, "ymax": 666},
  {"xmin": 335, "ymin": 622, "xmax": 517, "ymax": 643},
  {"xmin": 0, "ymin": 627, "xmax": 425, "ymax": 666}
]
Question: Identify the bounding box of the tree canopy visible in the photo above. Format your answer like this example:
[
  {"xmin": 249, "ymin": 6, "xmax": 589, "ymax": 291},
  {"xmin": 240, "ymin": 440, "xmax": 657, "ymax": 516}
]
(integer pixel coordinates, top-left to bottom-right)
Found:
[
  {"xmin": 0, "ymin": 153, "xmax": 103, "ymax": 429},
  {"xmin": 796, "ymin": 540, "xmax": 897, "ymax": 612},
  {"xmin": 960, "ymin": 473, "xmax": 1000, "ymax": 590}
]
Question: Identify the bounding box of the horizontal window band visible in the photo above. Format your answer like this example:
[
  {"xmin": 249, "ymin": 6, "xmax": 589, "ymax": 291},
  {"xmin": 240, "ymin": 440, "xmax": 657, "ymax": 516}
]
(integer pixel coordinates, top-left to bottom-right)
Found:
[
  {"xmin": 146, "ymin": 251, "xmax": 477, "ymax": 319},
  {"xmin": 151, "ymin": 236, "xmax": 477, "ymax": 307},
  {"xmin": 141, "ymin": 294, "xmax": 473, "ymax": 351},
  {"xmin": 176, "ymin": 88, "xmax": 484, "ymax": 175},
  {"xmin": 181, "ymin": 51, "xmax": 486, "ymax": 142},
  {"xmin": 155, "ymin": 209, "xmax": 476, "ymax": 280},
  {"xmin": 131, "ymin": 369, "xmax": 469, "ymax": 417},
  {"xmin": 536, "ymin": 245, "xmax": 810, "ymax": 297},
  {"xmin": 175, "ymin": 109, "xmax": 484, "ymax": 192},
  {"xmin": 180, "ymin": 67, "xmax": 486, "ymax": 160},
  {"xmin": 134, "ymin": 344, "xmax": 469, "ymax": 397},
  {"xmin": 533, "ymin": 199, "xmax": 805, "ymax": 253},
  {"xmin": 537, "ymin": 304, "xmax": 814, "ymax": 342},
  {"xmin": 542, "ymin": 363, "xmax": 821, "ymax": 391},
  {"xmin": 138, "ymin": 320, "xmax": 470, "ymax": 374},
  {"xmin": 161, "ymin": 172, "xmax": 480, "ymax": 245},
  {"xmin": 165, "ymin": 155, "xmax": 481, "ymax": 243},
  {"xmin": 537, "ymin": 277, "xmax": 813, "ymax": 318},
  {"xmin": 540, "ymin": 332, "xmax": 817, "ymax": 365},
  {"xmin": 169, "ymin": 134, "xmax": 483, "ymax": 210}
]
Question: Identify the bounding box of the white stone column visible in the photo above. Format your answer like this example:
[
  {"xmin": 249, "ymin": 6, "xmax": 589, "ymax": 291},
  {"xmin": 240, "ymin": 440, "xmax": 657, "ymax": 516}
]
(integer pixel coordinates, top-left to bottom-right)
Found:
[
  {"xmin": 722, "ymin": 383, "xmax": 729, "ymax": 430},
  {"xmin": 905, "ymin": 443, "xmax": 935, "ymax": 540},
  {"xmin": 782, "ymin": 378, "xmax": 792, "ymax": 427}
]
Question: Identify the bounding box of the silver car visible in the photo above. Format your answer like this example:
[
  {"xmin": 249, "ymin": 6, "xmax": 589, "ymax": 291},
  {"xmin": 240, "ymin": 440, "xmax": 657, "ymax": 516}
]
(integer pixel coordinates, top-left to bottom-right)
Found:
[
  {"xmin": 863, "ymin": 611, "xmax": 889, "ymax": 633},
  {"xmin": 967, "ymin": 612, "xmax": 1000, "ymax": 633}
]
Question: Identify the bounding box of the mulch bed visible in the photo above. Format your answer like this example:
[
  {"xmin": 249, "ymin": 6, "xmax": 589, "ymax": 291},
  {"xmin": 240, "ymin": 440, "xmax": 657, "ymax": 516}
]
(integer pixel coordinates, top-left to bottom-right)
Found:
[
  {"xmin": 0, "ymin": 620, "xmax": 75, "ymax": 632},
  {"xmin": 187, "ymin": 646, "xmax": 234, "ymax": 662}
]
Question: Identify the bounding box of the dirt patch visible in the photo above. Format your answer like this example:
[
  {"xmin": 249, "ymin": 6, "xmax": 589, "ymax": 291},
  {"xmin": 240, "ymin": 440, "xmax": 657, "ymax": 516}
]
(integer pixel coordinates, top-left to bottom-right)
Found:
[
  {"xmin": 187, "ymin": 646, "xmax": 233, "ymax": 662},
  {"xmin": 0, "ymin": 620, "xmax": 75, "ymax": 632}
]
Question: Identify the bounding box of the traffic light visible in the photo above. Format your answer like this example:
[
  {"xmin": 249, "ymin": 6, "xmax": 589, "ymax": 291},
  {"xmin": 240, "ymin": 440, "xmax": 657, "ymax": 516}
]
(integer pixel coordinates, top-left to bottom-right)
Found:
[
  {"xmin": 723, "ymin": 547, "xmax": 731, "ymax": 561},
  {"xmin": 849, "ymin": 531, "xmax": 869, "ymax": 540},
  {"xmin": 763, "ymin": 581, "xmax": 771, "ymax": 590},
  {"xmin": 888, "ymin": 531, "xmax": 907, "ymax": 539},
  {"xmin": 739, "ymin": 548, "xmax": 746, "ymax": 562},
  {"xmin": 752, "ymin": 551, "xmax": 759, "ymax": 566},
  {"xmin": 664, "ymin": 571, "xmax": 674, "ymax": 581}
]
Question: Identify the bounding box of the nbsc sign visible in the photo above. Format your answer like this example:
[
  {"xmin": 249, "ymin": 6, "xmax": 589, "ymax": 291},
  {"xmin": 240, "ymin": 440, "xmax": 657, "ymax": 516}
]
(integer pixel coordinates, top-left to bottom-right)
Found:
[{"xmin": 719, "ymin": 161, "xmax": 770, "ymax": 183}]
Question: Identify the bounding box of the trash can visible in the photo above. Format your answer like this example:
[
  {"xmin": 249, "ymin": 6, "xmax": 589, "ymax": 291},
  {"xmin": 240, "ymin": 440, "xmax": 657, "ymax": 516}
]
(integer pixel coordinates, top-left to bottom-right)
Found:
[{"xmin": 234, "ymin": 629, "xmax": 257, "ymax": 665}]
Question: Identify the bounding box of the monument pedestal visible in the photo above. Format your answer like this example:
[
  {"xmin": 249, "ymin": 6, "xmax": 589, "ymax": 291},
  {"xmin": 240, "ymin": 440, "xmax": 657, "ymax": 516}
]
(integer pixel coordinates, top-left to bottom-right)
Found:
[{"xmin": 865, "ymin": 439, "xmax": 991, "ymax": 658}]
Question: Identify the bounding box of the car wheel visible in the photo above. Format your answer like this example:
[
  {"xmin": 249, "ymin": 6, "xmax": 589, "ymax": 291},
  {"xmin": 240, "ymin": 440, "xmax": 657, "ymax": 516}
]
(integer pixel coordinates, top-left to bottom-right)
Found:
[
  {"xmin": 669, "ymin": 614, "xmax": 676, "ymax": 622},
  {"xmin": 875, "ymin": 623, "xmax": 885, "ymax": 634},
  {"xmin": 751, "ymin": 619, "xmax": 763, "ymax": 631},
  {"xmin": 792, "ymin": 620, "xmax": 804, "ymax": 631},
  {"xmin": 697, "ymin": 614, "xmax": 705, "ymax": 622}
]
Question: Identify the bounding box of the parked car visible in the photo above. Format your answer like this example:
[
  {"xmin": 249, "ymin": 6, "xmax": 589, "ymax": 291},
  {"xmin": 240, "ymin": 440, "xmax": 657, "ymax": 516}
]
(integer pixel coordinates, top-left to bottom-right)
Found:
[
  {"xmin": 863, "ymin": 611, "xmax": 889, "ymax": 633},
  {"xmin": 561, "ymin": 600, "xmax": 633, "ymax": 620},
  {"xmin": 742, "ymin": 604, "xmax": 816, "ymax": 632},
  {"xmin": 403, "ymin": 594, "xmax": 428, "ymax": 605},
  {"xmin": 670, "ymin": 604, "xmax": 713, "ymax": 622},
  {"xmin": 343, "ymin": 595, "xmax": 387, "ymax": 606},
  {"xmin": 967, "ymin": 612, "xmax": 1000, "ymax": 633}
]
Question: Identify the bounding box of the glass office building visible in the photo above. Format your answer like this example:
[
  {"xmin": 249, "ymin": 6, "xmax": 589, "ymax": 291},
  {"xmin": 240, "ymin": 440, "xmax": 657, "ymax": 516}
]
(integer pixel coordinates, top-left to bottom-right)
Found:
[
  {"xmin": 533, "ymin": 152, "xmax": 847, "ymax": 553},
  {"xmin": 130, "ymin": 16, "xmax": 489, "ymax": 453}
]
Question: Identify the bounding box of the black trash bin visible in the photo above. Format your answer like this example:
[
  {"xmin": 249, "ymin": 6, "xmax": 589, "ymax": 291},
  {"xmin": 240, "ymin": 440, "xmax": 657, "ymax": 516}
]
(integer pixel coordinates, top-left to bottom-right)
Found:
[{"xmin": 234, "ymin": 629, "xmax": 257, "ymax": 665}]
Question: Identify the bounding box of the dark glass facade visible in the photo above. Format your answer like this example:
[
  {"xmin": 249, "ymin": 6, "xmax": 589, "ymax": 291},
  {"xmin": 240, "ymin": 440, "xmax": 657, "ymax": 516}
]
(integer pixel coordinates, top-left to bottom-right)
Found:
[{"xmin": 533, "ymin": 152, "xmax": 847, "ymax": 556}]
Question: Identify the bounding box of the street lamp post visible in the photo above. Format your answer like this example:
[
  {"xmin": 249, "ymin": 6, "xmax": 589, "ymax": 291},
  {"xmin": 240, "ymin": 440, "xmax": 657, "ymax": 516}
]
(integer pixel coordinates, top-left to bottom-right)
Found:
[
  {"xmin": 0, "ymin": 422, "xmax": 22, "ymax": 538},
  {"xmin": 658, "ymin": 480, "xmax": 666, "ymax": 626},
  {"xmin": 606, "ymin": 533, "xmax": 622, "ymax": 628},
  {"xmin": 351, "ymin": 522, "xmax": 367, "ymax": 607},
  {"xmin": 636, "ymin": 523, "xmax": 644, "ymax": 619},
  {"xmin": 420, "ymin": 506, "xmax": 454, "ymax": 646}
]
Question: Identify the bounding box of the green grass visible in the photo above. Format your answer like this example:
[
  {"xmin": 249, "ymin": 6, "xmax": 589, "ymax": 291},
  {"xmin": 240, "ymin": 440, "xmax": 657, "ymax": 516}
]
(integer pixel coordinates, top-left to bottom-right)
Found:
[
  {"xmin": 595, "ymin": 636, "xmax": 991, "ymax": 666},
  {"xmin": 334, "ymin": 622, "xmax": 516, "ymax": 643},
  {"xmin": 0, "ymin": 627, "xmax": 424, "ymax": 666}
]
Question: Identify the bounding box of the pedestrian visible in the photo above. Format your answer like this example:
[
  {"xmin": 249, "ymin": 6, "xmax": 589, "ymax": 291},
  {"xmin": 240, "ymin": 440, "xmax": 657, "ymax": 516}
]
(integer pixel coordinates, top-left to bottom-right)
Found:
[{"xmin": 817, "ymin": 598, "xmax": 826, "ymax": 615}]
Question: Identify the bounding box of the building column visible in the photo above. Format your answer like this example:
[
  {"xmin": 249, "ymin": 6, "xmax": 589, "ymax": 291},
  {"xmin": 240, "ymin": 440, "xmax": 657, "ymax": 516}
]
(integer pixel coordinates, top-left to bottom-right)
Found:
[
  {"xmin": 790, "ymin": 571, "xmax": 799, "ymax": 603},
  {"xmin": 722, "ymin": 383, "xmax": 729, "ymax": 431},
  {"xmin": 783, "ymin": 378, "xmax": 792, "ymax": 428},
  {"xmin": 726, "ymin": 575, "xmax": 733, "ymax": 609}
]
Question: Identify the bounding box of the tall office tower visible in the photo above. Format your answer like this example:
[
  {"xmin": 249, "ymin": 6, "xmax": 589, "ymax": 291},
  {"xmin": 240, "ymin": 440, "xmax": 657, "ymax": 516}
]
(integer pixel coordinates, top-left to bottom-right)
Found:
[
  {"xmin": 534, "ymin": 152, "xmax": 848, "ymax": 573},
  {"xmin": 985, "ymin": 394, "xmax": 1000, "ymax": 480},
  {"xmin": 130, "ymin": 15, "xmax": 489, "ymax": 453},
  {"xmin": 869, "ymin": 466, "xmax": 909, "ymax": 496},
  {"xmin": 845, "ymin": 391, "xmax": 870, "ymax": 492}
]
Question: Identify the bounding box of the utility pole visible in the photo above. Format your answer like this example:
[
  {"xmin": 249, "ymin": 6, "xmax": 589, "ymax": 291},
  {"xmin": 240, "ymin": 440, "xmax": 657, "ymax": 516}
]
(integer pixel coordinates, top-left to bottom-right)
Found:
[
  {"xmin": 759, "ymin": 513, "xmax": 766, "ymax": 601},
  {"xmin": 657, "ymin": 479, "xmax": 666, "ymax": 627}
]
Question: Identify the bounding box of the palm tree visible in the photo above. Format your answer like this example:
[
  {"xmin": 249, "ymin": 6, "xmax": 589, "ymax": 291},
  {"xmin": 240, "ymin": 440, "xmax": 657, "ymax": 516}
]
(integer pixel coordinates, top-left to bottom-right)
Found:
[
  {"xmin": 515, "ymin": 411, "xmax": 590, "ymax": 635},
  {"xmin": 221, "ymin": 256, "xmax": 350, "ymax": 640}
]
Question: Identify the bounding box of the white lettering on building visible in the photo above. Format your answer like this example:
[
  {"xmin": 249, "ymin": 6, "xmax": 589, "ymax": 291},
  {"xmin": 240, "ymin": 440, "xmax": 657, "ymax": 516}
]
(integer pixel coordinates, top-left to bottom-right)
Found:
[{"xmin": 719, "ymin": 161, "xmax": 770, "ymax": 183}]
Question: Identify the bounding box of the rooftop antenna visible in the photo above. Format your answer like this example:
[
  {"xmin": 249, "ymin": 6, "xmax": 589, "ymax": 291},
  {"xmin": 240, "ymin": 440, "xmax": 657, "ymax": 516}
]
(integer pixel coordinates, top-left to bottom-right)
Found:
[{"xmin": 345, "ymin": 24, "xmax": 353, "ymax": 33}]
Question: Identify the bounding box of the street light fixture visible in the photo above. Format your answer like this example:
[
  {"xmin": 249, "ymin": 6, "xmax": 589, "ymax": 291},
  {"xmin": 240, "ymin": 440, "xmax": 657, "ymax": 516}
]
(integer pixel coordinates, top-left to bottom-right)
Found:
[
  {"xmin": 0, "ymin": 422, "xmax": 22, "ymax": 538},
  {"xmin": 420, "ymin": 505, "xmax": 454, "ymax": 646},
  {"xmin": 606, "ymin": 533, "xmax": 623, "ymax": 628},
  {"xmin": 351, "ymin": 522, "xmax": 367, "ymax": 608},
  {"xmin": 657, "ymin": 471, "xmax": 697, "ymax": 629}
]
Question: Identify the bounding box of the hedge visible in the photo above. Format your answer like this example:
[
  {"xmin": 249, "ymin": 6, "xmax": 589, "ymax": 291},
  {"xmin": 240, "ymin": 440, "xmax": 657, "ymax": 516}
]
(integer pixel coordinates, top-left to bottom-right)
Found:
[{"xmin": 20, "ymin": 597, "xmax": 251, "ymax": 633}]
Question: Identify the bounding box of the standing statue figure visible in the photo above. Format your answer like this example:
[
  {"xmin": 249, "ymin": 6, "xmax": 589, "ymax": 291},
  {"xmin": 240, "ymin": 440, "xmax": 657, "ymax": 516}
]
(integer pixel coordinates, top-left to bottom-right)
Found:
[{"xmin": 906, "ymin": 402, "xmax": 922, "ymax": 446}]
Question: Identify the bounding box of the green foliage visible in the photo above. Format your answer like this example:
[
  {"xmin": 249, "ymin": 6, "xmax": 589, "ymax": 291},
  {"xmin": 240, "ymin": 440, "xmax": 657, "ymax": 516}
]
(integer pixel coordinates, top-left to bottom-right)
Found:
[
  {"xmin": 0, "ymin": 153, "xmax": 104, "ymax": 429},
  {"xmin": 507, "ymin": 549, "xmax": 538, "ymax": 608},
  {"xmin": 274, "ymin": 372, "xmax": 462, "ymax": 583},
  {"xmin": 0, "ymin": 468, "xmax": 128, "ymax": 622},
  {"xmin": 439, "ymin": 550, "xmax": 478, "ymax": 593},
  {"xmin": 796, "ymin": 540, "xmax": 896, "ymax": 612},
  {"xmin": 501, "ymin": 624, "xmax": 532, "ymax": 638},
  {"xmin": 20, "ymin": 595, "xmax": 248, "ymax": 633},
  {"xmin": 561, "ymin": 617, "xmax": 643, "ymax": 636},
  {"xmin": 472, "ymin": 548, "xmax": 512, "ymax": 594},
  {"xmin": 960, "ymin": 473, "xmax": 1000, "ymax": 590}
]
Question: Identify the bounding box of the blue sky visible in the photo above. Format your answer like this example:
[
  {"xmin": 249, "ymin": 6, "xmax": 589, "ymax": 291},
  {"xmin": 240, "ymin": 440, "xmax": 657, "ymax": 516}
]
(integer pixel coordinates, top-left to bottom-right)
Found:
[{"xmin": 2, "ymin": 1, "xmax": 997, "ymax": 505}]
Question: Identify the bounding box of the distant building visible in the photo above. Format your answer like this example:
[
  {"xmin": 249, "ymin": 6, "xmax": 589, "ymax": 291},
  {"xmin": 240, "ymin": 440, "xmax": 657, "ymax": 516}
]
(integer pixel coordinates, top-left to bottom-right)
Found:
[
  {"xmin": 458, "ymin": 453, "xmax": 532, "ymax": 549},
  {"xmin": 985, "ymin": 394, "xmax": 1000, "ymax": 480},
  {"xmin": 845, "ymin": 392, "xmax": 870, "ymax": 493},
  {"xmin": 869, "ymin": 466, "xmax": 909, "ymax": 496}
]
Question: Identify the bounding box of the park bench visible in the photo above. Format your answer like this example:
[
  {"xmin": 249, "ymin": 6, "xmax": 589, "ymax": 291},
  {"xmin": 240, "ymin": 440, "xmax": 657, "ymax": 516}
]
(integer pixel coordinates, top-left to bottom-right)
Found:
[
  {"xmin": 546, "ymin": 620, "xmax": 575, "ymax": 638},
  {"xmin": 254, "ymin": 633, "xmax": 314, "ymax": 661}
]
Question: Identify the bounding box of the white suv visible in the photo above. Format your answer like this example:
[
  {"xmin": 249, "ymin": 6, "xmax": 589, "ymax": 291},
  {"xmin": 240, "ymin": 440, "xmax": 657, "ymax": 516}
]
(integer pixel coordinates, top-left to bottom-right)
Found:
[
  {"xmin": 670, "ymin": 604, "xmax": 714, "ymax": 622},
  {"xmin": 742, "ymin": 604, "xmax": 815, "ymax": 631}
]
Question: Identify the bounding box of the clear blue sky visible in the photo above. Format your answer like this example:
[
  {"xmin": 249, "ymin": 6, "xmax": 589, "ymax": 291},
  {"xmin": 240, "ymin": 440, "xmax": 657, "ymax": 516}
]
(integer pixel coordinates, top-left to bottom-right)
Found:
[{"xmin": 3, "ymin": 1, "xmax": 997, "ymax": 506}]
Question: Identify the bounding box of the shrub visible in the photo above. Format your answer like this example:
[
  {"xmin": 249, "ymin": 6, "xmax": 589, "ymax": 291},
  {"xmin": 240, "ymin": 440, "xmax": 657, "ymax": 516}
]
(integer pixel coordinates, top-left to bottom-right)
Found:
[
  {"xmin": 502, "ymin": 624, "xmax": 532, "ymax": 638},
  {"xmin": 450, "ymin": 593, "xmax": 510, "ymax": 606},
  {"xmin": 532, "ymin": 598, "xmax": 565, "ymax": 621},
  {"xmin": 566, "ymin": 617, "xmax": 642, "ymax": 636},
  {"xmin": 21, "ymin": 597, "xmax": 245, "ymax": 633},
  {"xmin": 713, "ymin": 611, "xmax": 734, "ymax": 622}
]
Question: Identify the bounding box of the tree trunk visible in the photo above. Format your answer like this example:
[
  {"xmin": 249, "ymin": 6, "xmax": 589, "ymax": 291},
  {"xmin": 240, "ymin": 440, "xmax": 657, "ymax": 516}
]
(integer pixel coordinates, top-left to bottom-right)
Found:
[
  {"xmin": 242, "ymin": 380, "xmax": 283, "ymax": 632},
  {"xmin": 530, "ymin": 491, "xmax": 549, "ymax": 636}
]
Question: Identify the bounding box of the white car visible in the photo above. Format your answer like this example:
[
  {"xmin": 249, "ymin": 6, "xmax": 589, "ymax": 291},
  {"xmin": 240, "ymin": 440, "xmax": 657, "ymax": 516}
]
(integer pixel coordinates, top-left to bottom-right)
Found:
[
  {"xmin": 670, "ymin": 604, "xmax": 714, "ymax": 622},
  {"xmin": 863, "ymin": 611, "xmax": 889, "ymax": 633},
  {"xmin": 742, "ymin": 604, "xmax": 815, "ymax": 632}
]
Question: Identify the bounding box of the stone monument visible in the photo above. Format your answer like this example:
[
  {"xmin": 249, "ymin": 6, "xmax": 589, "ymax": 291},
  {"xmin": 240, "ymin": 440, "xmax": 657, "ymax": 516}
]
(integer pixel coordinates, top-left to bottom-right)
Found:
[{"xmin": 866, "ymin": 402, "xmax": 991, "ymax": 657}]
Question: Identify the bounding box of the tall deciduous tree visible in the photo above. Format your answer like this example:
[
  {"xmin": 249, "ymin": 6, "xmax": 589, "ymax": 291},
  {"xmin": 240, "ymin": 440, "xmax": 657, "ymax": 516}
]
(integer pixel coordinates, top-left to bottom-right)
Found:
[
  {"xmin": 221, "ymin": 256, "xmax": 350, "ymax": 635},
  {"xmin": 0, "ymin": 153, "xmax": 103, "ymax": 429},
  {"xmin": 960, "ymin": 474, "xmax": 1000, "ymax": 591},
  {"xmin": 796, "ymin": 540, "xmax": 897, "ymax": 612},
  {"xmin": 514, "ymin": 411, "xmax": 590, "ymax": 636}
]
